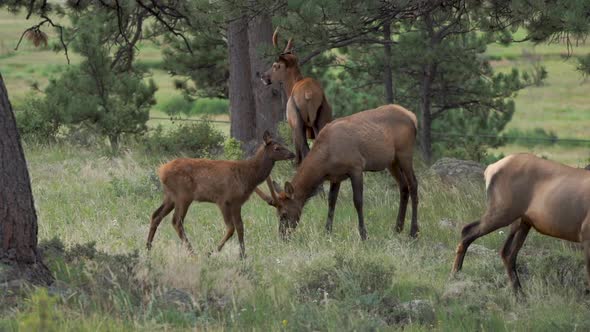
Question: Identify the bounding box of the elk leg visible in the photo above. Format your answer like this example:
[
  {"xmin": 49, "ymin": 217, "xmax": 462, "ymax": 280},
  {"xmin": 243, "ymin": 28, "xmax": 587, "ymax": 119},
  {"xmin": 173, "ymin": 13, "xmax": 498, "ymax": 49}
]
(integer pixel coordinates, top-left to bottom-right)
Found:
[
  {"xmin": 325, "ymin": 181, "xmax": 341, "ymax": 234},
  {"xmin": 452, "ymin": 211, "xmax": 518, "ymax": 274},
  {"xmin": 146, "ymin": 198, "xmax": 174, "ymax": 250},
  {"xmin": 172, "ymin": 199, "xmax": 194, "ymax": 253},
  {"xmin": 582, "ymin": 221, "xmax": 590, "ymax": 293},
  {"xmin": 350, "ymin": 172, "xmax": 367, "ymax": 240},
  {"xmin": 584, "ymin": 240, "xmax": 590, "ymax": 294},
  {"xmin": 501, "ymin": 220, "xmax": 531, "ymax": 293},
  {"xmin": 232, "ymin": 206, "xmax": 246, "ymax": 259},
  {"xmin": 388, "ymin": 163, "xmax": 409, "ymax": 234},
  {"xmin": 216, "ymin": 204, "xmax": 235, "ymax": 252},
  {"xmin": 398, "ymin": 157, "xmax": 419, "ymax": 238}
]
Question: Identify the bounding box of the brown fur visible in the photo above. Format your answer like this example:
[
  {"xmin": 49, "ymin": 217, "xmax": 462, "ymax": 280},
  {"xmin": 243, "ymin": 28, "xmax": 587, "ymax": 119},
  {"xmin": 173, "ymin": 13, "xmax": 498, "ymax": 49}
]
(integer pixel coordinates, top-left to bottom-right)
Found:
[
  {"xmin": 146, "ymin": 131, "xmax": 294, "ymax": 258},
  {"xmin": 452, "ymin": 153, "xmax": 590, "ymax": 293},
  {"xmin": 261, "ymin": 36, "xmax": 332, "ymax": 165},
  {"xmin": 256, "ymin": 104, "xmax": 419, "ymax": 239}
]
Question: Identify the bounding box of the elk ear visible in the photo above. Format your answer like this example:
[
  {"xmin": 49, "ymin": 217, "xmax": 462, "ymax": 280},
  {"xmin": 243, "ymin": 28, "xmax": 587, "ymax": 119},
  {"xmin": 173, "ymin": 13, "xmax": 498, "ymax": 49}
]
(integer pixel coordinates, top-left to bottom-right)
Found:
[
  {"xmin": 284, "ymin": 181, "xmax": 294, "ymax": 198},
  {"xmin": 263, "ymin": 130, "xmax": 272, "ymax": 145},
  {"xmin": 272, "ymin": 180, "xmax": 282, "ymax": 193}
]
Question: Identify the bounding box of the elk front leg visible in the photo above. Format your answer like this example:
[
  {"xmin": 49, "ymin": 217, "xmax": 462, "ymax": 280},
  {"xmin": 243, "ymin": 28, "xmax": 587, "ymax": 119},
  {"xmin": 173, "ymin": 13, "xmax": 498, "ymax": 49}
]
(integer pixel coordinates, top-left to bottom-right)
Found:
[
  {"xmin": 147, "ymin": 199, "xmax": 174, "ymax": 250},
  {"xmin": 171, "ymin": 199, "xmax": 194, "ymax": 254},
  {"xmin": 583, "ymin": 220, "xmax": 590, "ymax": 294},
  {"xmin": 350, "ymin": 172, "xmax": 367, "ymax": 240},
  {"xmin": 216, "ymin": 203, "xmax": 235, "ymax": 253},
  {"xmin": 325, "ymin": 182, "xmax": 341, "ymax": 234},
  {"xmin": 233, "ymin": 206, "xmax": 246, "ymax": 259}
]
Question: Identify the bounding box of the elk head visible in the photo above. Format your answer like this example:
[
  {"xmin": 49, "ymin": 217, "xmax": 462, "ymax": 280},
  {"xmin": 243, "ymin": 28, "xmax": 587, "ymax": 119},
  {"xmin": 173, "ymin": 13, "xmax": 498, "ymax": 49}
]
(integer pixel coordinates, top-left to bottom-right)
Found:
[
  {"xmin": 262, "ymin": 130, "xmax": 296, "ymax": 161},
  {"xmin": 255, "ymin": 177, "xmax": 304, "ymax": 239},
  {"xmin": 260, "ymin": 28, "xmax": 298, "ymax": 86}
]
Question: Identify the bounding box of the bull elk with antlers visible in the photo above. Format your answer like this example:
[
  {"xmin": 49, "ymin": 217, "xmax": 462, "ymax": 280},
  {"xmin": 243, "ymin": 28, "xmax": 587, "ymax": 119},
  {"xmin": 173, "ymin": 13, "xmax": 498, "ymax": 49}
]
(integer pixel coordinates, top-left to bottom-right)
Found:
[
  {"xmin": 452, "ymin": 153, "xmax": 590, "ymax": 293},
  {"xmin": 261, "ymin": 28, "xmax": 332, "ymax": 165},
  {"xmin": 256, "ymin": 104, "xmax": 419, "ymax": 239},
  {"xmin": 146, "ymin": 131, "xmax": 294, "ymax": 259}
]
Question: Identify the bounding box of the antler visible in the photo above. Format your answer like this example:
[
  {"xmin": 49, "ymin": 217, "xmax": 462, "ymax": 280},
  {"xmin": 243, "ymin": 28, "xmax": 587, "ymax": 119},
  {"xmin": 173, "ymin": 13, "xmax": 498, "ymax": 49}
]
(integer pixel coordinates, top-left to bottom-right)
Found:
[
  {"xmin": 283, "ymin": 38, "xmax": 294, "ymax": 54},
  {"xmin": 272, "ymin": 27, "xmax": 279, "ymax": 48},
  {"xmin": 254, "ymin": 188, "xmax": 275, "ymax": 206},
  {"xmin": 266, "ymin": 176, "xmax": 278, "ymax": 203}
]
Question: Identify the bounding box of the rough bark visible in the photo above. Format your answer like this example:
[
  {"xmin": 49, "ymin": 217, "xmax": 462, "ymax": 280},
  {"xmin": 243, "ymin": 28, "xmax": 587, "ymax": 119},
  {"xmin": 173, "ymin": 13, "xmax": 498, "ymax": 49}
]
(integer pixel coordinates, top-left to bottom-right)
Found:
[
  {"xmin": 247, "ymin": 11, "xmax": 283, "ymax": 139},
  {"xmin": 0, "ymin": 72, "xmax": 52, "ymax": 285},
  {"xmin": 228, "ymin": 16, "xmax": 257, "ymax": 144},
  {"xmin": 383, "ymin": 20, "xmax": 394, "ymax": 104}
]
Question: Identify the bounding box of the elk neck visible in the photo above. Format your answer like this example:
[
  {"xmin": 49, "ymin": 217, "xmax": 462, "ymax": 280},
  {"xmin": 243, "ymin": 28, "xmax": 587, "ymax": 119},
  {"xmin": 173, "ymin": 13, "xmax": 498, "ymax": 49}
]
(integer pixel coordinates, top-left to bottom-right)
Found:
[
  {"xmin": 284, "ymin": 67, "xmax": 304, "ymax": 98},
  {"xmin": 241, "ymin": 145, "xmax": 275, "ymax": 190},
  {"xmin": 290, "ymin": 149, "xmax": 327, "ymax": 202}
]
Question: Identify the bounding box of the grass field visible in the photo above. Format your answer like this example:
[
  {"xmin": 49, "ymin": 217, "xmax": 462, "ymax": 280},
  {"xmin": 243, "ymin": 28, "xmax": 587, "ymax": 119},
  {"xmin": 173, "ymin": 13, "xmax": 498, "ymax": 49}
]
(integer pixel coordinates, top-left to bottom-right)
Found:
[{"xmin": 1, "ymin": 144, "xmax": 589, "ymax": 331}]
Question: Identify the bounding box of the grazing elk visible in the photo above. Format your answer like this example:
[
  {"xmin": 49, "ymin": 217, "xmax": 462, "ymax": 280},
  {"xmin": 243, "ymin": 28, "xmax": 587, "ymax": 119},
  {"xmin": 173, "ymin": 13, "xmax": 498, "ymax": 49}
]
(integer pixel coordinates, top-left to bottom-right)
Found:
[
  {"xmin": 255, "ymin": 104, "xmax": 419, "ymax": 239},
  {"xmin": 146, "ymin": 131, "xmax": 294, "ymax": 258},
  {"xmin": 260, "ymin": 28, "xmax": 332, "ymax": 165},
  {"xmin": 452, "ymin": 153, "xmax": 590, "ymax": 293}
]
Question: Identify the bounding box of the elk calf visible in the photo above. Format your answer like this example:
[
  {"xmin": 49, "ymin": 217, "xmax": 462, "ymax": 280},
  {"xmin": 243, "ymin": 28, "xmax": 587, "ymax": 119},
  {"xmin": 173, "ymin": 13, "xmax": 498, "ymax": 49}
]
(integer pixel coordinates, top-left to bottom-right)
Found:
[
  {"xmin": 256, "ymin": 104, "xmax": 419, "ymax": 239},
  {"xmin": 260, "ymin": 28, "xmax": 332, "ymax": 165},
  {"xmin": 452, "ymin": 153, "xmax": 590, "ymax": 292},
  {"xmin": 147, "ymin": 131, "xmax": 294, "ymax": 258}
]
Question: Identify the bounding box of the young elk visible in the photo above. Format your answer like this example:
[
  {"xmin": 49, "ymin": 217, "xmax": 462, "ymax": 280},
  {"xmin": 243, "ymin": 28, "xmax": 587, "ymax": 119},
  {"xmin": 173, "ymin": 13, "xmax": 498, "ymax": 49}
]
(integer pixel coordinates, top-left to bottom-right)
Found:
[
  {"xmin": 146, "ymin": 131, "xmax": 294, "ymax": 259},
  {"xmin": 452, "ymin": 153, "xmax": 590, "ymax": 293},
  {"xmin": 260, "ymin": 28, "xmax": 332, "ymax": 165},
  {"xmin": 256, "ymin": 104, "xmax": 419, "ymax": 239}
]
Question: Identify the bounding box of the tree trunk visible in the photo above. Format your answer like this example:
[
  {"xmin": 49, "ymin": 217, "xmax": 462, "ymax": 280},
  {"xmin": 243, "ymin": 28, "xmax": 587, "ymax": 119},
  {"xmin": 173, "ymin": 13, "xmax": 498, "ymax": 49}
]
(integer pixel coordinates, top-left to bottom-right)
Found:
[
  {"xmin": 0, "ymin": 73, "xmax": 52, "ymax": 285},
  {"xmin": 228, "ymin": 16, "xmax": 257, "ymax": 144},
  {"xmin": 247, "ymin": 10, "xmax": 283, "ymax": 139},
  {"xmin": 383, "ymin": 20, "xmax": 394, "ymax": 104},
  {"xmin": 419, "ymin": 63, "xmax": 435, "ymax": 164}
]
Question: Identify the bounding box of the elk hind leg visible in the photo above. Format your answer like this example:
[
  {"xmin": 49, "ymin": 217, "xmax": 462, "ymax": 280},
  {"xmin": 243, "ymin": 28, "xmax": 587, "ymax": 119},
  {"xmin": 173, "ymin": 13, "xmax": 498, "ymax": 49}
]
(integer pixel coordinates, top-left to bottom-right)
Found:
[
  {"xmin": 388, "ymin": 162, "xmax": 409, "ymax": 234},
  {"xmin": 452, "ymin": 210, "xmax": 519, "ymax": 274},
  {"xmin": 500, "ymin": 219, "xmax": 531, "ymax": 293},
  {"xmin": 146, "ymin": 197, "xmax": 174, "ymax": 250},
  {"xmin": 397, "ymin": 156, "xmax": 418, "ymax": 238}
]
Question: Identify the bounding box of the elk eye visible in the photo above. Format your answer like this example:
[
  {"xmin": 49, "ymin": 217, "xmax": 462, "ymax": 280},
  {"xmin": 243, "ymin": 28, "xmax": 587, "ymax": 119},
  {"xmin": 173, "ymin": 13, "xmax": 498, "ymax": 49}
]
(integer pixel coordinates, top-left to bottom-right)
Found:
[{"xmin": 273, "ymin": 146, "xmax": 279, "ymax": 151}]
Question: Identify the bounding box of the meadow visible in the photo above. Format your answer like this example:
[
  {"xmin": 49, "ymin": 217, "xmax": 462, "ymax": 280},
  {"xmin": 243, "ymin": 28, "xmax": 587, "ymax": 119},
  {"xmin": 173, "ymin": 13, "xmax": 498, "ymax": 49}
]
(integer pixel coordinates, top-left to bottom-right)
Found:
[
  {"xmin": 1, "ymin": 143, "xmax": 589, "ymax": 331},
  {"xmin": 1, "ymin": 8, "xmax": 590, "ymax": 331}
]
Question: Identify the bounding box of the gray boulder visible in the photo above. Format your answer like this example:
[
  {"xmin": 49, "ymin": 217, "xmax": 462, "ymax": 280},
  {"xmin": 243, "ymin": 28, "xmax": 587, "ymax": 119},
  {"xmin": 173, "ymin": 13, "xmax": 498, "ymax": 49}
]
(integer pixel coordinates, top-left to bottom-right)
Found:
[{"xmin": 431, "ymin": 158, "xmax": 486, "ymax": 184}]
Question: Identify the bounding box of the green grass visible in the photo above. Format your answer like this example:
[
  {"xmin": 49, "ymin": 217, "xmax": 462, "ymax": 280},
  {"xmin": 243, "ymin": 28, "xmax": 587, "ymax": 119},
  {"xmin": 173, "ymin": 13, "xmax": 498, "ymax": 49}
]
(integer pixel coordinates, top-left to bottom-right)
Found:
[{"xmin": 1, "ymin": 143, "xmax": 588, "ymax": 330}]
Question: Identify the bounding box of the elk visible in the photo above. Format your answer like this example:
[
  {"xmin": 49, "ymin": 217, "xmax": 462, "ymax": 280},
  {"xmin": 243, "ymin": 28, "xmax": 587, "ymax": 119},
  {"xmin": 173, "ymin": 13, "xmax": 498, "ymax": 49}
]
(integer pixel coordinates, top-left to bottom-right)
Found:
[
  {"xmin": 146, "ymin": 131, "xmax": 295, "ymax": 258},
  {"xmin": 255, "ymin": 104, "xmax": 419, "ymax": 239},
  {"xmin": 260, "ymin": 28, "xmax": 332, "ymax": 165},
  {"xmin": 452, "ymin": 153, "xmax": 590, "ymax": 293}
]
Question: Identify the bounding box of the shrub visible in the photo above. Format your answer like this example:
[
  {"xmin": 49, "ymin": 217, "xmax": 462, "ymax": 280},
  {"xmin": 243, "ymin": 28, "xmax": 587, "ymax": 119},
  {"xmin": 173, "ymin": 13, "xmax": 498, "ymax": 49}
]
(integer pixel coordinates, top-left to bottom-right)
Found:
[
  {"xmin": 191, "ymin": 98, "xmax": 229, "ymax": 115},
  {"xmin": 160, "ymin": 95, "xmax": 194, "ymax": 116},
  {"xmin": 142, "ymin": 121, "xmax": 224, "ymax": 157},
  {"xmin": 15, "ymin": 93, "xmax": 62, "ymax": 143},
  {"xmin": 223, "ymin": 137, "xmax": 243, "ymax": 160}
]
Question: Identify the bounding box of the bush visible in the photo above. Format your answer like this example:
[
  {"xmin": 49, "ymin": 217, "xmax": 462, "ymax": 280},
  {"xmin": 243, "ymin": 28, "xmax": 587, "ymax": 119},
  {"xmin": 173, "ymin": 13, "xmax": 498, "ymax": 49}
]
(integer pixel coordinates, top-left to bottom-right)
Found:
[
  {"xmin": 191, "ymin": 98, "xmax": 229, "ymax": 115},
  {"xmin": 160, "ymin": 95, "xmax": 193, "ymax": 116},
  {"xmin": 142, "ymin": 121, "xmax": 224, "ymax": 157},
  {"xmin": 223, "ymin": 137, "xmax": 243, "ymax": 160},
  {"xmin": 15, "ymin": 93, "xmax": 62, "ymax": 142}
]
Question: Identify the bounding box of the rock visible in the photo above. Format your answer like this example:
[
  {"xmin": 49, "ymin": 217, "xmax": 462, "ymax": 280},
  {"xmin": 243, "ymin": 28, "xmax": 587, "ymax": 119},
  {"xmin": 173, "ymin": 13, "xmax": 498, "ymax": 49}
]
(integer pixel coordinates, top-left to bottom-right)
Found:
[
  {"xmin": 430, "ymin": 158, "xmax": 486, "ymax": 184},
  {"xmin": 156, "ymin": 288, "xmax": 194, "ymax": 312},
  {"xmin": 398, "ymin": 299, "xmax": 436, "ymax": 325},
  {"xmin": 442, "ymin": 280, "xmax": 476, "ymax": 300},
  {"xmin": 585, "ymin": 164, "xmax": 590, "ymax": 171},
  {"xmin": 438, "ymin": 218, "xmax": 457, "ymax": 229},
  {"xmin": 48, "ymin": 280, "xmax": 75, "ymax": 298}
]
